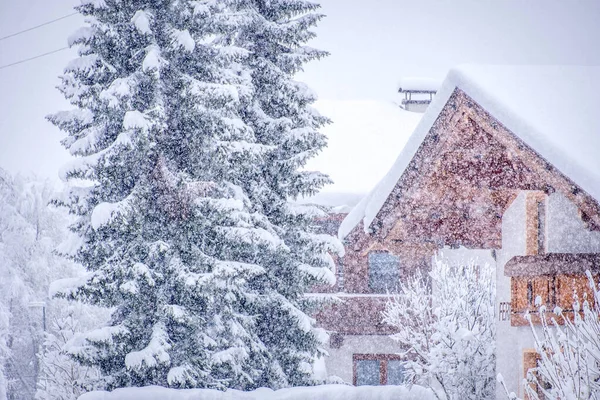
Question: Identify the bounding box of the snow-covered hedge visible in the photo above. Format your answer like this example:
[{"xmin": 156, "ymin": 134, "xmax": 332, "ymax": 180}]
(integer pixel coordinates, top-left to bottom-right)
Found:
[{"xmin": 79, "ymin": 384, "xmax": 435, "ymax": 400}]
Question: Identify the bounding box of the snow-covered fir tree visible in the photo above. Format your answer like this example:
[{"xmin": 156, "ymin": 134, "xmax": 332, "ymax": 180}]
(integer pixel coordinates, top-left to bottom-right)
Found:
[
  {"xmin": 383, "ymin": 258, "xmax": 496, "ymax": 400},
  {"xmin": 49, "ymin": 0, "xmax": 340, "ymax": 391}
]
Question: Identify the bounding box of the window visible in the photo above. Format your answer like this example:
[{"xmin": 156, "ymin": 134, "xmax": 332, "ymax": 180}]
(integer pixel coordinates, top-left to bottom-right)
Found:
[
  {"xmin": 368, "ymin": 252, "xmax": 400, "ymax": 293},
  {"xmin": 526, "ymin": 193, "xmax": 546, "ymax": 255},
  {"xmin": 356, "ymin": 360, "xmax": 380, "ymax": 386},
  {"xmin": 353, "ymin": 354, "xmax": 405, "ymax": 386},
  {"xmin": 387, "ymin": 360, "xmax": 405, "ymax": 385},
  {"xmin": 537, "ymin": 200, "xmax": 546, "ymax": 255}
]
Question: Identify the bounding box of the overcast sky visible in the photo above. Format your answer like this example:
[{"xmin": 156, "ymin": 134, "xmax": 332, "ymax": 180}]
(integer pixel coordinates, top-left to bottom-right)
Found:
[{"xmin": 0, "ymin": 0, "xmax": 599, "ymax": 182}]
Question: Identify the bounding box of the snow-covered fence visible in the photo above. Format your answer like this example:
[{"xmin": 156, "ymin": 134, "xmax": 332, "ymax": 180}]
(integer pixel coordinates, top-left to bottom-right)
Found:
[{"xmin": 78, "ymin": 384, "xmax": 435, "ymax": 400}]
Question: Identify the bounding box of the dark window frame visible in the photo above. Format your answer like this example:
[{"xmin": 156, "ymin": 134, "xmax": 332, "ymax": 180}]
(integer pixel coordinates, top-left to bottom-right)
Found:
[{"xmin": 353, "ymin": 353, "xmax": 404, "ymax": 386}]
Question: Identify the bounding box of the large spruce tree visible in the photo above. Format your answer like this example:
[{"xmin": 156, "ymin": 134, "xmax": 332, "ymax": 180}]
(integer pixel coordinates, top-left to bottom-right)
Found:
[{"xmin": 50, "ymin": 0, "xmax": 339, "ymax": 391}]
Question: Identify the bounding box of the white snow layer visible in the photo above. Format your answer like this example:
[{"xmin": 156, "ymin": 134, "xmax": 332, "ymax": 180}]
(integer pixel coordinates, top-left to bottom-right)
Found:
[
  {"xmin": 142, "ymin": 46, "xmax": 162, "ymax": 72},
  {"xmin": 397, "ymin": 77, "xmax": 442, "ymax": 92},
  {"xmin": 66, "ymin": 54, "xmax": 98, "ymax": 74},
  {"xmin": 125, "ymin": 323, "xmax": 171, "ymax": 371},
  {"xmin": 303, "ymin": 99, "xmax": 422, "ymax": 198},
  {"xmin": 48, "ymin": 273, "xmax": 92, "ymax": 298},
  {"xmin": 123, "ymin": 110, "xmax": 152, "ymax": 132},
  {"xmin": 131, "ymin": 10, "xmax": 151, "ymax": 35},
  {"xmin": 171, "ymin": 29, "xmax": 195, "ymax": 53},
  {"xmin": 80, "ymin": 0, "xmax": 107, "ymax": 8},
  {"xmin": 68, "ymin": 26, "xmax": 94, "ymax": 47},
  {"xmin": 100, "ymin": 78, "xmax": 132, "ymax": 108},
  {"xmin": 78, "ymin": 384, "xmax": 435, "ymax": 400},
  {"xmin": 339, "ymin": 65, "xmax": 600, "ymax": 240},
  {"xmin": 90, "ymin": 201, "xmax": 121, "ymax": 230}
]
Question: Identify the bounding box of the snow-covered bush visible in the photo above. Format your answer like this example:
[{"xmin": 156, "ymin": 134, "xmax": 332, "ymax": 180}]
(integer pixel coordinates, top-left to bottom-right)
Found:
[
  {"xmin": 382, "ymin": 258, "xmax": 496, "ymax": 400},
  {"xmin": 36, "ymin": 299, "xmax": 108, "ymax": 400},
  {"xmin": 500, "ymin": 271, "xmax": 600, "ymax": 400},
  {"xmin": 49, "ymin": 0, "xmax": 338, "ymax": 391}
]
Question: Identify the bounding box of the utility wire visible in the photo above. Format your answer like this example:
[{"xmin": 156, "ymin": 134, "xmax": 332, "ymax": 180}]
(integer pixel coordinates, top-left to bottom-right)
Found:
[
  {"xmin": 0, "ymin": 47, "xmax": 70, "ymax": 70},
  {"xmin": 0, "ymin": 12, "xmax": 78, "ymax": 42}
]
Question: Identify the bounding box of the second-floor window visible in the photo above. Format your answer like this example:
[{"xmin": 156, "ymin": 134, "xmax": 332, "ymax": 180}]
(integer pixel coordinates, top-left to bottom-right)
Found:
[{"xmin": 368, "ymin": 252, "xmax": 400, "ymax": 293}]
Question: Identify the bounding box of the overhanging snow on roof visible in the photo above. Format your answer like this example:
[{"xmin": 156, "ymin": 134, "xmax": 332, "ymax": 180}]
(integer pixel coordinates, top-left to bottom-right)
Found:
[
  {"xmin": 397, "ymin": 77, "xmax": 442, "ymax": 93},
  {"xmin": 339, "ymin": 65, "xmax": 600, "ymax": 240}
]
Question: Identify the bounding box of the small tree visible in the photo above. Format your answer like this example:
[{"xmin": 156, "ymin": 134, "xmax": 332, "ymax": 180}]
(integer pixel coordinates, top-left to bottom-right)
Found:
[
  {"xmin": 36, "ymin": 300, "xmax": 107, "ymax": 400},
  {"xmin": 383, "ymin": 258, "xmax": 496, "ymax": 400},
  {"xmin": 500, "ymin": 271, "xmax": 600, "ymax": 400}
]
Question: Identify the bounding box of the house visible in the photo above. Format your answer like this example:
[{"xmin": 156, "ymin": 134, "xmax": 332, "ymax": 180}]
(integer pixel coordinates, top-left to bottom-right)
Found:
[{"xmin": 313, "ymin": 65, "xmax": 600, "ymax": 398}]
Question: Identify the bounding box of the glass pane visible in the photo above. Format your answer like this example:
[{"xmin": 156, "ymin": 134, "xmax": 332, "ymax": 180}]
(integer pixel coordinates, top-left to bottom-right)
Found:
[
  {"xmin": 387, "ymin": 360, "xmax": 405, "ymax": 385},
  {"xmin": 368, "ymin": 252, "xmax": 400, "ymax": 293},
  {"xmin": 356, "ymin": 360, "xmax": 380, "ymax": 386}
]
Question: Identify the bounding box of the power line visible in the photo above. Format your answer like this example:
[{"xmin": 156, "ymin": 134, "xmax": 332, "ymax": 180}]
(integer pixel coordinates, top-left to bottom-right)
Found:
[
  {"xmin": 0, "ymin": 47, "xmax": 70, "ymax": 70},
  {"xmin": 0, "ymin": 12, "xmax": 78, "ymax": 42}
]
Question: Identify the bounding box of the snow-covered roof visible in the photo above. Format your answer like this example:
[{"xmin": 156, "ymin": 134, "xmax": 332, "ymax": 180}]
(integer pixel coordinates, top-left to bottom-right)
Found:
[
  {"xmin": 340, "ymin": 65, "xmax": 600, "ymax": 240},
  {"xmin": 302, "ymin": 99, "xmax": 422, "ymax": 207},
  {"xmin": 397, "ymin": 77, "xmax": 442, "ymax": 92}
]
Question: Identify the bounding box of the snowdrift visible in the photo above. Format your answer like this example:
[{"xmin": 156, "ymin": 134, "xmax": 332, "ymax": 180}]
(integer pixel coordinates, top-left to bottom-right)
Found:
[{"xmin": 79, "ymin": 384, "xmax": 435, "ymax": 400}]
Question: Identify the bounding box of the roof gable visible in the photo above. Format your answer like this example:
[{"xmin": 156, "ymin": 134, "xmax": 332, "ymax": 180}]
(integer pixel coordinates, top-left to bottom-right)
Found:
[{"xmin": 340, "ymin": 66, "xmax": 600, "ymax": 241}]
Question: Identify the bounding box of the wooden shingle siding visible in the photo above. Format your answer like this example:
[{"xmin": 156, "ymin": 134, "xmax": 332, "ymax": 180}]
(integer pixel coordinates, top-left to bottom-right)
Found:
[
  {"xmin": 510, "ymin": 274, "xmax": 597, "ymax": 326},
  {"xmin": 314, "ymin": 296, "xmax": 396, "ymax": 335}
]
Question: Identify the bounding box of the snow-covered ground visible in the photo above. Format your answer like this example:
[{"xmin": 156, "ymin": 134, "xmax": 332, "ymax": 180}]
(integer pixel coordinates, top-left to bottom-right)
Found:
[{"xmin": 78, "ymin": 384, "xmax": 435, "ymax": 400}]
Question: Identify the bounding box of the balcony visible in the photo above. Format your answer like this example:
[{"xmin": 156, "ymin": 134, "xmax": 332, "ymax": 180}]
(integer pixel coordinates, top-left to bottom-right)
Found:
[
  {"xmin": 504, "ymin": 253, "xmax": 600, "ymax": 326},
  {"xmin": 311, "ymin": 293, "xmax": 396, "ymax": 335}
]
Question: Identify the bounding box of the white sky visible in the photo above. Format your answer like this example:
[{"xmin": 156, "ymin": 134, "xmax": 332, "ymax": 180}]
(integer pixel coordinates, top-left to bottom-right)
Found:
[{"xmin": 0, "ymin": 0, "xmax": 599, "ymax": 185}]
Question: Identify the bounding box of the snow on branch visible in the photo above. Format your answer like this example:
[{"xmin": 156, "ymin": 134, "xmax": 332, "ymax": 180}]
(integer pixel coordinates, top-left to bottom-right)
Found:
[
  {"xmin": 49, "ymin": 109, "xmax": 94, "ymax": 131},
  {"xmin": 170, "ymin": 28, "xmax": 195, "ymax": 53},
  {"xmin": 298, "ymin": 263, "xmax": 335, "ymax": 286},
  {"xmin": 90, "ymin": 194, "xmax": 134, "ymax": 230},
  {"xmin": 65, "ymin": 54, "xmax": 99, "ymax": 75},
  {"xmin": 285, "ymin": 202, "xmax": 327, "ymax": 219},
  {"xmin": 131, "ymin": 10, "xmax": 152, "ymax": 35},
  {"xmin": 80, "ymin": 0, "xmax": 108, "ymax": 8},
  {"xmin": 213, "ymin": 260, "xmax": 265, "ymax": 278},
  {"xmin": 87, "ymin": 325, "xmax": 128, "ymax": 343},
  {"xmin": 167, "ymin": 364, "xmax": 196, "ymax": 387},
  {"xmin": 503, "ymin": 270, "xmax": 600, "ymax": 400},
  {"xmin": 125, "ymin": 322, "xmax": 171, "ymax": 371},
  {"xmin": 67, "ymin": 124, "xmax": 104, "ymax": 155},
  {"xmin": 218, "ymin": 227, "xmax": 286, "ymax": 250},
  {"xmin": 276, "ymin": 295, "xmax": 315, "ymax": 334},
  {"xmin": 48, "ymin": 273, "xmax": 93, "ymax": 298},
  {"xmin": 142, "ymin": 45, "xmax": 163, "ymax": 73},
  {"xmin": 383, "ymin": 257, "xmax": 496, "ymax": 399},
  {"xmin": 68, "ymin": 26, "xmax": 95, "ymax": 47},
  {"xmin": 100, "ymin": 78, "xmax": 133, "ymax": 108},
  {"xmin": 188, "ymin": 78, "xmax": 240, "ymax": 104},
  {"xmin": 123, "ymin": 110, "xmax": 153, "ymax": 133},
  {"xmin": 59, "ymin": 128, "xmax": 134, "ymax": 181}
]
